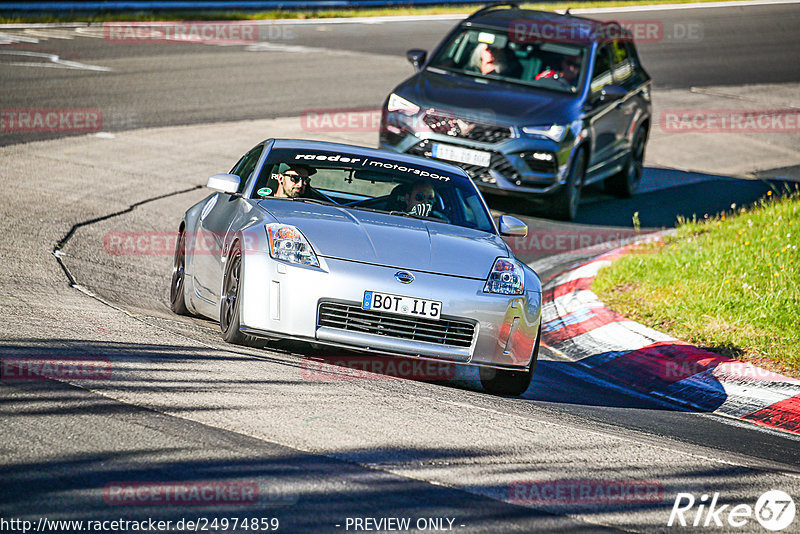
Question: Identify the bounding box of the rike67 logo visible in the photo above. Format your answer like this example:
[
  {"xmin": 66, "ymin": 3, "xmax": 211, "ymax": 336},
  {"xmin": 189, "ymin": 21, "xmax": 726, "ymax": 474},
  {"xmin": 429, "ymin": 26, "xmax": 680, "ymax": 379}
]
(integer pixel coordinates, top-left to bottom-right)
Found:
[{"xmin": 669, "ymin": 490, "xmax": 796, "ymax": 531}]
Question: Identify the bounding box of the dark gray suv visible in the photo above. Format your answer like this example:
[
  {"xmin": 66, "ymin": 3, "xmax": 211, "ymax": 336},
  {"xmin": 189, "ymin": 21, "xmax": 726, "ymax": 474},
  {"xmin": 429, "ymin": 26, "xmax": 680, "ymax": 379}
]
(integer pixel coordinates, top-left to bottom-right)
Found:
[{"xmin": 379, "ymin": 4, "xmax": 652, "ymax": 220}]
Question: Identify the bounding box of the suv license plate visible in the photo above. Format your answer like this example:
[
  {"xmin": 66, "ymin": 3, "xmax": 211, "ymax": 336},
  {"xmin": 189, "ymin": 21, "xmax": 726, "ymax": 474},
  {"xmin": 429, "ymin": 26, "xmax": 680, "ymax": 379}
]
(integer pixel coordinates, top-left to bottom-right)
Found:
[{"xmin": 432, "ymin": 143, "xmax": 491, "ymax": 167}]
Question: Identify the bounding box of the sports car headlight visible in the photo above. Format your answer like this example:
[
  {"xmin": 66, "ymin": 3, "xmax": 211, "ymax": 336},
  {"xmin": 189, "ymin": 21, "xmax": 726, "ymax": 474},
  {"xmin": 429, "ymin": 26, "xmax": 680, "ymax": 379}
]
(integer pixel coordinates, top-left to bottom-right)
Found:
[
  {"xmin": 387, "ymin": 93, "xmax": 420, "ymax": 116},
  {"xmin": 521, "ymin": 124, "xmax": 568, "ymax": 142},
  {"xmin": 266, "ymin": 224, "xmax": 319, "ymax": 267},
  {"xmin": 484, "ymin": 258, "xmax": 524, "ymax": 295}
]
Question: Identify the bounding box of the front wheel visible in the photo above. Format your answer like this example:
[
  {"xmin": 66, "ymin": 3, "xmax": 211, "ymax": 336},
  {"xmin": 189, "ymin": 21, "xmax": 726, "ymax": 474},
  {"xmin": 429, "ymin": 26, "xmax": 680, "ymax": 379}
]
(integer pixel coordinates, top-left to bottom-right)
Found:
[
  {"xmin": 170, "ymin": 227, "xmax": 190, "ymax": 315},
  {"xmin": 219, "ymin": 242, "xmax": 258, "ymax": 346},
  {"xmin": 606, "ymin": 127, "xmax": 646, "ymax": 197},
  {"xmin": 479, "ymin": 327, "xmax": 541, "ymax": 396},
  {"xmin": 551, "ymin": 147, "xmax": 586, "ymax": 221}
]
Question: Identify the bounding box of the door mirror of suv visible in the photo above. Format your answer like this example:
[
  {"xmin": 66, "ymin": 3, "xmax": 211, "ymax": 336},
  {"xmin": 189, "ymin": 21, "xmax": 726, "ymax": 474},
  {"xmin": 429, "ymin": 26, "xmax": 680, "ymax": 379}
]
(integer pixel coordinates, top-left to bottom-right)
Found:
[
  {"xmin": 598, "ymin": 84, "xmax": 627, "ymax": 103},
  {"xmin": 498, "ymin": 215, "xmax": 528, "ymax": 237},
  {"xmin": 406, "ymin": 49, "xmax": 427, "ymax": 72}
]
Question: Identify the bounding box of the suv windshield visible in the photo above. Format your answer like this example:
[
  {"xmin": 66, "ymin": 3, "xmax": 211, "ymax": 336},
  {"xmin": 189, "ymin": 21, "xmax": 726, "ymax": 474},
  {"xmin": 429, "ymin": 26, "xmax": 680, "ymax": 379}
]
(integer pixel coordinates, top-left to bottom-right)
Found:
[
  {"xmin": 428, "ymin": 26, "xmax": 588, "ymax": 93},
  {"xmin": 252, "ymin": 148, "xmax": 496, "ymax": 233}
]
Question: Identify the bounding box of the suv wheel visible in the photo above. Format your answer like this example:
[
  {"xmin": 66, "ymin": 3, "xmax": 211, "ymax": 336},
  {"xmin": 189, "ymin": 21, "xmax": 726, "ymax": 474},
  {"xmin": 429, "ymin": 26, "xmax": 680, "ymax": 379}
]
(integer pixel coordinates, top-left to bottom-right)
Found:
[
  {"xmin": 551, "ymin": 147, "xmax": 586, "ymax": 221},
  {"xmin": 606, "ymin": 127, "xmax": 646, "ymax": 197}
]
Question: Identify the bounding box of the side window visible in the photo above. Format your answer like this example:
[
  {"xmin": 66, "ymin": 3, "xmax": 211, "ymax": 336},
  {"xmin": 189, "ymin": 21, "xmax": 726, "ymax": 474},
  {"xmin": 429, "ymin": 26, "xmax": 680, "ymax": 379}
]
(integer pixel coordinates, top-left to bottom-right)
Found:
[
  {"xmin": 610, "ymin": 40, "xmax": 634, "ymax": 88},
  {"xmin": 230, "ymin": 145, "xmax": 264, "ymax": 193},
  {"xmin": 590, "ymin": 45, "xmax": 613, "ymax": 97}
]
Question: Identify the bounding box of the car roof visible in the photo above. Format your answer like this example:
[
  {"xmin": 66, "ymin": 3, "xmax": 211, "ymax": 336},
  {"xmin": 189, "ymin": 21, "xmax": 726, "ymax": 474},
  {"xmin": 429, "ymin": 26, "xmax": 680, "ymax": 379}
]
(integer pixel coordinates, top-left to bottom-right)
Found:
[
  {"xmin": 465, "ymin": 5, "xmax": 625, "ymax": 43},
  {"xmin": 267, "ymin": 138, "xmax": 473, "ymax": 178}
]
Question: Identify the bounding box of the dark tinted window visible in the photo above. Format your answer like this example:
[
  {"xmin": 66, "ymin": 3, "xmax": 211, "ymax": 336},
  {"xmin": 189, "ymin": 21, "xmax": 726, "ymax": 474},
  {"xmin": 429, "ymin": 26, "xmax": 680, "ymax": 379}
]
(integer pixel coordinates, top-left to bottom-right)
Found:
[
  {"xmin": 610, "ymin": 40, "xmax": 634, "ymax": 88},
  {"xmin": 230, "ymin": 145, "xmax": 264, "ymax": 193},
  {"xmin": 590, "ymin": 45, "xmax": 613, "ymax": 96}
]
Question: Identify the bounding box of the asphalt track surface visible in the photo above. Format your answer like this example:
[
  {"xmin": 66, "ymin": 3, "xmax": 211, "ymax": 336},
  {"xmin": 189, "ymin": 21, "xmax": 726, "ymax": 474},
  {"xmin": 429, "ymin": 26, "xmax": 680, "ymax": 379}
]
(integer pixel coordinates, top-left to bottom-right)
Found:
[{"xmin": 2, "ymin": 3, "xmax": 800, "ymax": 533}]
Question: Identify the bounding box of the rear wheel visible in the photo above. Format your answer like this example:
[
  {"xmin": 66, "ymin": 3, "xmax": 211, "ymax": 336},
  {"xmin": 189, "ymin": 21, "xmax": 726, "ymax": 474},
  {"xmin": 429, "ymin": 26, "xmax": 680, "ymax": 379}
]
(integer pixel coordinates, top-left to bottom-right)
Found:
[
  {"xmin": 480, "ymin": 327, "xmax": 541, "ymax": 396},
  {"xmin": 219, "ymin": 242, "xmax": 258, "ymax": 346},
  {"xmin": 606, "ymin": 127, "xmax": 646, "ymax": 197},
  {"xmin": 551, "ymin": 147, "xmax": 586, "ymax": 221},
  {"xmin": 170, "ymin": 227, "xmax": 190, "ymax": 315}
]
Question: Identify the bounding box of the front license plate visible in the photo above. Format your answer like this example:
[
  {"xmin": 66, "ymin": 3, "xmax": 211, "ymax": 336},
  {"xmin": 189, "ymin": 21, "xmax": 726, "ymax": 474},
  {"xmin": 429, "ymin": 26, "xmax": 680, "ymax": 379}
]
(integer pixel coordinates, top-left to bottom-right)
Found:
[
  {"xmin": 362, "ymin": 291, "xmax": 442, "ymax": 320},
  {"xmin": 432, "ymin": 143, "xmax": 492, "ymax": 167}
]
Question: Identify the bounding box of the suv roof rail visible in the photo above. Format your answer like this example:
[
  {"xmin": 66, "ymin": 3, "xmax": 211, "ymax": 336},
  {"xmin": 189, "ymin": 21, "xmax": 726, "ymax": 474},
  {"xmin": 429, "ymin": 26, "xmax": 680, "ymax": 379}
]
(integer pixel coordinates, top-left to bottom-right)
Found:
[{"xmin": 466, "ymin": 2, "xmax": 520, "ymax": 20}]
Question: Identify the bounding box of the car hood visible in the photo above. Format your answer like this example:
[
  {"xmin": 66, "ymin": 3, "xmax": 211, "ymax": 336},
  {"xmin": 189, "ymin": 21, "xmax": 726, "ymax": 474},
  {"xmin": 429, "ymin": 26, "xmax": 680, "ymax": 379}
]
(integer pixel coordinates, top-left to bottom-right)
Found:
[
  {"xmin": 397, "ymin": 69, "xmax": 580, "ymax": 125},
  {"xmin": 258, "ymin": 201, "xmax": 509, "ymax": 279}
]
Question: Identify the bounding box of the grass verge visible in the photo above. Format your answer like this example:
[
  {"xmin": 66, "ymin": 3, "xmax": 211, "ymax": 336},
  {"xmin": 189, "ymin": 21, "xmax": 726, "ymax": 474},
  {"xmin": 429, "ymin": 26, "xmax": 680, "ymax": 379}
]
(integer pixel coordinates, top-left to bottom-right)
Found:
[
  {"xmin": 593, "ymin": 187, "xmax": 800, "ymax": 378},
  {"xmin": 1, "ymin": 0, "xmax": 747, "ymax": 24}
]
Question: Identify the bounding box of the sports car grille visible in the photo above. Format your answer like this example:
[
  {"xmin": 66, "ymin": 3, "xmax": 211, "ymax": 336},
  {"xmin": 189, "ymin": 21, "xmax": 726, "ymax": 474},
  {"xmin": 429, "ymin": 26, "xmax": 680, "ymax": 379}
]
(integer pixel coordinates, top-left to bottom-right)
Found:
[
  {"xmin": 407, "ymin": 139, "xmax": 521, "ymax": 183},
  {"xmin": 318, "ymin": 302, "xmax": 475, "ymax": 348},
  {"xmin": 422, "ymin": 112, "xmax": 511, "ymax": 144}
]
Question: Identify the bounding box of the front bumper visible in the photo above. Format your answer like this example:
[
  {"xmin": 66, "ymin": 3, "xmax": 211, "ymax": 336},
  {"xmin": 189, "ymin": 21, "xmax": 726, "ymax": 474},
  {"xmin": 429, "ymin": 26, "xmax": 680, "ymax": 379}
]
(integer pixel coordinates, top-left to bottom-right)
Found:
[
  {"xmin": 380, "ymin": 112, "xmax": 574, "ymax": 197},
  {"xmin": 238, "ymin": 254, "xmax": 541, "ymax": 369}
]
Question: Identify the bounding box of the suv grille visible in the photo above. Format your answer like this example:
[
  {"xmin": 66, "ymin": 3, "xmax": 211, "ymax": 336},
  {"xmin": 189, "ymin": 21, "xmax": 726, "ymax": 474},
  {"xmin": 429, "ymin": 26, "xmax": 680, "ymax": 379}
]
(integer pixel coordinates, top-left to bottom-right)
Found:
[
  {"xmin": 407, "ymin": 139, "xmax": 521, "ymax": 183},
  {"xmin": 423, "ymin": 112, "xmax": 511, "ymax": 144},
  {"xmin": 318, "ymin": 301, "xmax": 475, "ymax": 348}
]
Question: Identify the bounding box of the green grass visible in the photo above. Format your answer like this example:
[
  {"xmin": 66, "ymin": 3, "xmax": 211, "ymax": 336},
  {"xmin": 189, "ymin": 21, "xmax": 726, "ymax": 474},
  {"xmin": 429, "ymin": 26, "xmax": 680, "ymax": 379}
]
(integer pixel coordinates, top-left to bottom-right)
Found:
[
  {"xmin": 593, "ymin": 187, "xmax": 800, "ymax": 377},
  {"xmin": 0, "ymin": 0, "xmax": 742, "ymax": 24}
]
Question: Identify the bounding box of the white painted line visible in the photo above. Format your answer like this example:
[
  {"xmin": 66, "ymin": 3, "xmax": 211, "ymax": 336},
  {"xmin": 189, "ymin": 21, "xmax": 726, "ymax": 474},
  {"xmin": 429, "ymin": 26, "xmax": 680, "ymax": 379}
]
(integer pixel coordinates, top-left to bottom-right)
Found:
[
  {"xmin": 0, "ymin": 31, "xmax": 39, "ymax": 44},
  {"xmin": 666, "ymin": 371, "xmax": 795, "ymax": 418},
  {"xmin": 0, "ymin": 50, "xmax": 111, "ymax": 71},
  {"xmin": 548, "ymin": 289, "xmax": 605, "ymax": 317},
  {"xmin": 551, "ymin": 321, "xmax": 676, "ymax": 357}
]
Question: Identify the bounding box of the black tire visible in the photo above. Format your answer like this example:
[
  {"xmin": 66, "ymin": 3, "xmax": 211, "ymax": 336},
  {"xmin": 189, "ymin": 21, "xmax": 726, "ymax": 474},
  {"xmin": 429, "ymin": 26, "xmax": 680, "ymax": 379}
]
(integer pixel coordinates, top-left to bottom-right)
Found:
[
  {"xmin": 605, "ymin": 127, "xmax": 646, "ymax": 198},
  {"xmin": 551, "ymin": 147, "xmax": 586, "ymax": 221},
  {"xmin": 170, "ymin": 227, "xmax": 190, "ymax": 316},
  {"xmin": 219, "ymin": 242, "xmax": 258, "ymax": 346},
  {"xmin": 480, "ymin": 326, "xmax": 541, "ymax": 396}
]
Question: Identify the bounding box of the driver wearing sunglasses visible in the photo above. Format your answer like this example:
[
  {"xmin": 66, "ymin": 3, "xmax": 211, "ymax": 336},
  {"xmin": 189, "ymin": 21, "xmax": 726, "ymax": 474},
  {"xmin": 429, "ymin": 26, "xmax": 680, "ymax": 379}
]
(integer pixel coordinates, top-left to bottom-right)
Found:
[
  {"xmin": 275, "ymin": 164, "xmax": 316, "ymax": 198},
  {"xmin": 404, "ymin": 182, "xmax": 436, "ymax": 217}
]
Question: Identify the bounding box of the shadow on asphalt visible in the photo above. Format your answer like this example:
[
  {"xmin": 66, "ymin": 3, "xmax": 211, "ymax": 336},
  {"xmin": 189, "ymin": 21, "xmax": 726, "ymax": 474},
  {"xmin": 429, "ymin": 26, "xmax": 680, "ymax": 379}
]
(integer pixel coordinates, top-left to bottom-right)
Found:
[{"xmin": 485, "ymin": 167, "xmax": 792, "ymax": 228}]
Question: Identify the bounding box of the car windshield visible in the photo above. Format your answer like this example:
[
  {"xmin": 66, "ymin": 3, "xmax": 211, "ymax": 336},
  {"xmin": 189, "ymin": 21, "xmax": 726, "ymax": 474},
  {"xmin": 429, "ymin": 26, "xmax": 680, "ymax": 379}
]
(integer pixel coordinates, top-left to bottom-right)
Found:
[
  {"xmin": 428, "ymin": 26, "xmax": 588, "ymax": 93},
  {"xmin": 252, "ymin": 148, "xmax": 496, "ymax": 233}
]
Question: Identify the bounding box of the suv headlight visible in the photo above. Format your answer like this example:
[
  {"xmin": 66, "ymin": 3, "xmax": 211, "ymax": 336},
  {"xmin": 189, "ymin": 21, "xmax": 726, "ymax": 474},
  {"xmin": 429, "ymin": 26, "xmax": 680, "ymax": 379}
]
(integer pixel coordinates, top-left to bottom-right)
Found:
[
  {"xmin": 521, "ymin": 124, "xmax": 568, "ymax": 142},
  {"xmin": 387, "ymin": 93, "xmax": 420, "ymax": 116},
  {"xmin": 484, "ymin": 258, "xmax": 524, "ymax": 295},
  {"xmin": 266, "ymin": 224, "xmax": 319, "ymax": 267}
]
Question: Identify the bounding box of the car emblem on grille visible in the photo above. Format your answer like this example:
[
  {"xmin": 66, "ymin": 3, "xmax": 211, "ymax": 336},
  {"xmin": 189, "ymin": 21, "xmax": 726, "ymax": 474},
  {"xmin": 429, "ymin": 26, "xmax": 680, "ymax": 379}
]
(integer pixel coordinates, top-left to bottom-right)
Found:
[{"xmin": 394, "ymin": 271, "xmax": 414, "ymax": 284}]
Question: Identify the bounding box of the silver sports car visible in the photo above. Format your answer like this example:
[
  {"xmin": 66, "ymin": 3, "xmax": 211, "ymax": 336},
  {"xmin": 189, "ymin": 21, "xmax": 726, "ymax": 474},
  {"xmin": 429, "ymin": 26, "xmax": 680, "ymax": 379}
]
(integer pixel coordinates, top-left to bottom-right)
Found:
[{"xmin": 170, "ymin": 139, "xmax": 542, "ymax": 395}]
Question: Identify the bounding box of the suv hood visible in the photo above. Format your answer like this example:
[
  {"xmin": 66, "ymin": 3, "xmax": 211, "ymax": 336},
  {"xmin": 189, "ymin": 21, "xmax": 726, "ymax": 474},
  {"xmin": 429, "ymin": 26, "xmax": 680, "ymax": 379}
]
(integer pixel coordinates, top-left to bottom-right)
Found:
[
  {"xmin": 397, "ymin": 69, "xmax": 579, "ymax": 126},
  {"xmin": 258, "ymin": 201, "xmax": 509, "ymax": 279}
]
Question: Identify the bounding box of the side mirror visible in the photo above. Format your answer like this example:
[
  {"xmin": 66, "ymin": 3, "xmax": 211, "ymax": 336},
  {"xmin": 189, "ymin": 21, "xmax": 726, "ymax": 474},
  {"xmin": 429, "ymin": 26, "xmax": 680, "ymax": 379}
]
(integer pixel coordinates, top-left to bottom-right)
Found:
[
  {"xmin": 206, "ymin": 173, "xmax": 240, "ymax": 194},
  {"xmin": 498, "ymin": 215, "xmax": 528, "ymax": 237},
  {"xmin": 598, "ymin": 84, "xmax": 627, "ymax": 103},
  {"xmin": 406, "ymin": 49, "xmax": 427, "ymax": 72}
]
